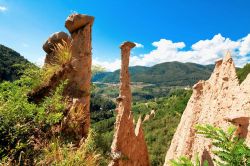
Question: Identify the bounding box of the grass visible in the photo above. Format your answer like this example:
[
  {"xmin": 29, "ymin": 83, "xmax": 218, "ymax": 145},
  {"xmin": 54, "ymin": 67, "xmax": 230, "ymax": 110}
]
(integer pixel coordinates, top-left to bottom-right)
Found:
[{"xmin": 37, "ymin": 129, "xmax": 107, "ymax": 166}]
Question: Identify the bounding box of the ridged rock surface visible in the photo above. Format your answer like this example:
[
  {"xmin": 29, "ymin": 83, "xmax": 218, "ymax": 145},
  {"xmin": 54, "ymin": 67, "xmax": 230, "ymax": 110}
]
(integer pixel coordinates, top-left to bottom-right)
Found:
[
  {"xmin": 165, "ymin": 52, "xmax": 250, "ymax": 165},
  {"xmin": 109, "ymin": 42, "xmax": 149, "ymax": 166}
]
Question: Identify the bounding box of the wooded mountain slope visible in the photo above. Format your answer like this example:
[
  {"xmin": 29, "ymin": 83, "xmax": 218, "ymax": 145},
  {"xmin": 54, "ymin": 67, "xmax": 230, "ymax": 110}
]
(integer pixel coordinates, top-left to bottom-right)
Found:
[
  {"xmin": 0, "ymin": 44, "xmax": 30, "ymax": 82},
  {"xmin": 93, "ymin": 62, "xmax": 215, "ymax": 86}
]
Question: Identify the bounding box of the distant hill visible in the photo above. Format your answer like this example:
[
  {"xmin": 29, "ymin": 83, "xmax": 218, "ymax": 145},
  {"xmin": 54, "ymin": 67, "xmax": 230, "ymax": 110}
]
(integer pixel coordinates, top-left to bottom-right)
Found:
[
  {"xmin": 0, "ymin": 44, "xmax": 30, "ymax": 82},
  {"xmin": 93, "ymin": 61, "xmax": 215, "ymax": 86}
]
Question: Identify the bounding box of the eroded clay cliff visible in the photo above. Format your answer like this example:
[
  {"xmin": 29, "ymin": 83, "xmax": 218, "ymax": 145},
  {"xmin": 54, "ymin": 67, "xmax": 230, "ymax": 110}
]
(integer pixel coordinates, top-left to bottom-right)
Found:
[
  {"xmin": 164, "ymin": 52, "xmax": 250, "ymax": 165},
  {"xmin": 109, "ymin": 42, "xmax": 150, "ymax": 166}
]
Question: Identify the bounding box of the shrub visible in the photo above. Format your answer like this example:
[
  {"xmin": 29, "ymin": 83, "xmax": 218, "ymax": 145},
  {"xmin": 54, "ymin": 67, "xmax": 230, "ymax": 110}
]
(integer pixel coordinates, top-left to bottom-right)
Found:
[
  {"xmin": 170, "ymin": 124, "xmax": 250, "ymax": 166},
  {"xmin": 37, "ymin": 129, "xmax": 107, "ymax": 166},
  {"xmin": 0, "ymin": 66, "xmax": 67, "ymax": 164}
]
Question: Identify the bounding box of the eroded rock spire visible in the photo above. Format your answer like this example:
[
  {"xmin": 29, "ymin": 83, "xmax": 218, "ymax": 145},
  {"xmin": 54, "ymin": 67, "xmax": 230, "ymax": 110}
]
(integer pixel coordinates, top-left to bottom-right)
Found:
[
  {"xmin": 164, "ymin": 52, "xmax": 250, "ymax": 165},
  {"xmin": 109, "ymin": 41, "xmax": 149, "ymax": 166},
  {"xmin": 64, "ymin": 14, "xmax": 94, "ymax": 139}
]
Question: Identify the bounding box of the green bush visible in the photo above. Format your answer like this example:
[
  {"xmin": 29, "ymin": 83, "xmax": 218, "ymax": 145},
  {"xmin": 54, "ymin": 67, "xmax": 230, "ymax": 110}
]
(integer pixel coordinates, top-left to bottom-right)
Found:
[
  {"xmin": 0, "ymin": 66, "xmax": 67, "ymax": 164},
  {"xmin": 138, "ymin": 89, "xmax": 192, "ymax": 165},
  {"xmin": 37, "ymin": 129, "xmax": 107, "ymax": 166},
  {"xmin": 170, "ymin": 124, "xmax": 250, "ymax": 166}
]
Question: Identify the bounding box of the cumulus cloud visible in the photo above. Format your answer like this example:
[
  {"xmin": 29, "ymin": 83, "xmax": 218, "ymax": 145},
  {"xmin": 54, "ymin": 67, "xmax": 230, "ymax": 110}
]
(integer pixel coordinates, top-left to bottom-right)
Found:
[
  {"xmin": 134, "ymin": 42, "xmax": 144, "ymax": 48},
  {"xmin": 93, "ymin": 59, "xmax": 121, "ymax": 72},
  {"xmin": 0, "ymin": 5, "xmax": 7, "ymax": 12},
  {"xmin": 93, "ymin": 34, "xmax": 250, "ymax": 71}
]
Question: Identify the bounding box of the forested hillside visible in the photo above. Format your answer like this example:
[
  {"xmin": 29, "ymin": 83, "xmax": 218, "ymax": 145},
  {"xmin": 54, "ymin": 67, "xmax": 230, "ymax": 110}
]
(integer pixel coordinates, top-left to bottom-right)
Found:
[
  {"xmin": 0, "ymin": 44, "xmax": 30, "ymax": 82},
  {"xmin": 93, "ymin": 62, "xmax": 215, "ymax": 86}
]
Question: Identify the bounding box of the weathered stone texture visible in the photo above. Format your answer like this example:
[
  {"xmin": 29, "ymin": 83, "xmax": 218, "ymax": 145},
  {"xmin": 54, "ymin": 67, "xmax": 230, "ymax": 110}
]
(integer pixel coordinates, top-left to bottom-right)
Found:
[
  {"xmin": 109, "ymin": 42, "xmax": 150, "ymax": 166},
  {"xmin": 164, "ymin": 52, "xmax": 250, "ymax": 165},
  {"xmin": 63, "ymin": 14, "xmax": 94, "ymax": 140}
]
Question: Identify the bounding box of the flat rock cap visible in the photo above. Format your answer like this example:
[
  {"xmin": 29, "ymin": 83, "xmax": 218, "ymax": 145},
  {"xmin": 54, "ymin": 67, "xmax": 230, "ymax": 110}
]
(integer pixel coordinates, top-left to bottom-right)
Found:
[
  {"xmin": 43, "ymin": 32, "xmax": 71, "ymax": 53},
  {"xmin": 120, "ymin": 41, "xmax": 136, "ymax": 49},
  {"xmin": 65, "ymin": 14, "xmax": 94, "ymax": 34}
]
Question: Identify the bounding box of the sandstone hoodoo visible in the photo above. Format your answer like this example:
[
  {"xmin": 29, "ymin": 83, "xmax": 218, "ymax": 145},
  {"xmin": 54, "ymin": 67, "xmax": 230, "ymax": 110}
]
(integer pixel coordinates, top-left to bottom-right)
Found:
[
  {"xmin": 109, "ymin": 41, "xmax": 150, "ymax": 166},
  {"xmin": 164, "ymin": 52, "xmax": 250, "ymax": 165},
  {"xmin": 63, "ymin": 14, "xmax": 94, "ymax": 140},
  {"xmin": 29, "ymin": 14, "xmax": 94, "ymax": 141}
]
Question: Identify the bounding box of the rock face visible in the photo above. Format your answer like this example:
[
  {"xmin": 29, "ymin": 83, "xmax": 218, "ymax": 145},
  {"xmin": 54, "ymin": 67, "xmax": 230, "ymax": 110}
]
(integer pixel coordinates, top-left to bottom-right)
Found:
[
  {"xmin": 164, "ymin": 52, "xmax": 250, "ymax": 165},
  {"xmin": 109, "ymin": 42, "xmax": 150, "ymax": 166}
]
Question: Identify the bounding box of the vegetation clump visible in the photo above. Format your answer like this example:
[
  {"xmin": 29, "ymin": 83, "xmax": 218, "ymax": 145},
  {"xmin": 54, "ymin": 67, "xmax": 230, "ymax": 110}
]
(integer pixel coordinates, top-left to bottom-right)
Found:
[
  {"xmin": 170, "ymin": 124, "xmax": 250, "ymax": 166},
  {"xmin": 0, "ymin": 66, "xmax": 67, "ymax": 164}
]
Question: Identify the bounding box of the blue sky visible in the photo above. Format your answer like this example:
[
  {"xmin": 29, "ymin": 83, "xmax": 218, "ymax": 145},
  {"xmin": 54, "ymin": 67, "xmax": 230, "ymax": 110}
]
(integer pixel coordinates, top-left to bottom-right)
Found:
[{"xmin": 0, "ymin": 0, "xmax": 250, "ymax": 71}]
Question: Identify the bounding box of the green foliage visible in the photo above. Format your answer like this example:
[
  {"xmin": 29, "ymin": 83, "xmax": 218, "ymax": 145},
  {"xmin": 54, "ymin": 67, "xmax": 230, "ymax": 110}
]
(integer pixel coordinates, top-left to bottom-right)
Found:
[
  {"xmin": 0, "ymin": 43, "xmax": 112, "ymax": 165},
  {"xmin": 170, "ymin": 156, "xmax": 197, "ymax": 166},
  {"xmin": 170, "ymin": 155, "xmax": 209, "ymax": 166},
  {"xmin": 89, "ymin": 89, "xmax": 192, "ymax": 166},
  {"xmin": 0, "ymin": 66, "xmax": 67, "ymax": 164},
  {"xmin": 170, "ymin": 125, "xmax": 250, "ymax": 166},
  {"xmin": 38, "ymin": 129, "xmax": 107, "ymax": 166},
  {"xmin": 53, "ymin": 41, "xmax": 72, "ymax": 66},
  {"xmin": 142, "ymin": 89, "xmax": 192, "ymax": 166},
  {"xmin": 92, "ymin": 116, "xmax": 115, "ymax": 158},
  {"xmin": 196, "ymin": 124, "xmax": 250, "ymax": 166},
  {"xmin": 237, "ymin": 63, "xmax": 250, "ymax": 83}
]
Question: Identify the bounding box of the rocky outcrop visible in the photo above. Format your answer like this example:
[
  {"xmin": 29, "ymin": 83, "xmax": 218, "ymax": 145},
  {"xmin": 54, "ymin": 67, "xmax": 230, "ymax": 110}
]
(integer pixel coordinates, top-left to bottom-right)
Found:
[
  {"xmin": 28, "ymin": 14, "xmax": 94, "ymax": 141},
  {"xmin": 164, "ymin": 52, "xmax": 250, "ymax": 165},
  {"xmin": 109, "ymin": 42, "xmax": 149, "ymax": 166},
  {"xmin": 43, "ymin": 32, "xmax": 72, "ymax": 65},
  {"xmin": 143, "ymin": 110, "xmax": 156, "ymax": 122}
]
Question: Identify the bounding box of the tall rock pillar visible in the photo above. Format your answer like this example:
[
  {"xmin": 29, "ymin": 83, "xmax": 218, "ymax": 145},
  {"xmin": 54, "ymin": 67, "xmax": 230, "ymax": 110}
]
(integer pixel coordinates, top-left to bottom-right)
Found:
[
  {"xmin": 64, "ymin": 14, "xmax": 94, "ymax": 140},
  {"xmin": 109, "ymin": 41, "xmax": 149, "ymax": 166}
]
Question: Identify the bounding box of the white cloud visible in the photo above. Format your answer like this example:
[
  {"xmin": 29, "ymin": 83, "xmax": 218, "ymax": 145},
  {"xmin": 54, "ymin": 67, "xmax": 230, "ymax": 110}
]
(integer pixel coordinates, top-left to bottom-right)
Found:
[
  {"xmin": 94, "ymin": 34, "xmax": 250, "ymax": 71},
  {"xmin": 134, "ymin": 42, "xmax": 144, "ymax": 48},
  {"xmin": 35, "ymin": 56, "xmax": 45, "ymax": 67},
  {"xmin": 93, "ymin": 59, "xmax": 121, "ymax": 72},
  {"xmin": 0, "ymin": 5, "xmax": 7, "ymax": 12}
]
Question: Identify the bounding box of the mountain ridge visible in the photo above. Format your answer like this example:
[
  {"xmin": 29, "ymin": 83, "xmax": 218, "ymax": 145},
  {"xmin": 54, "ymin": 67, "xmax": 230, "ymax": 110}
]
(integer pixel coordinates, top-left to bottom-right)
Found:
[{"xmin": 93, "ymin": 61, "xmax": 215, "ymax": 86}]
